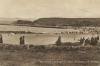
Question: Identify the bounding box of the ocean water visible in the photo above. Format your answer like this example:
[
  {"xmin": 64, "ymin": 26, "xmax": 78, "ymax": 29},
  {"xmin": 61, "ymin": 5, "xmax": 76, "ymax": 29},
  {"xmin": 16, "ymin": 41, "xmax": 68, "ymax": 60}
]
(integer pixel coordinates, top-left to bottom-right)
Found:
[{"xmin": 0, "ymin": 25, "xmax": 99, "ymax": 45}]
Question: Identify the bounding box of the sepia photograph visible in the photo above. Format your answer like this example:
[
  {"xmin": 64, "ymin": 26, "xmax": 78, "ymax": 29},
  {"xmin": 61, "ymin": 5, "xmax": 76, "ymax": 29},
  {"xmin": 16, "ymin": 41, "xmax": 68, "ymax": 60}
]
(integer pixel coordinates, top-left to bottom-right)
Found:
[{"xmin": 0, "ymin": 0, "xmax": 100, "ymax": 66}]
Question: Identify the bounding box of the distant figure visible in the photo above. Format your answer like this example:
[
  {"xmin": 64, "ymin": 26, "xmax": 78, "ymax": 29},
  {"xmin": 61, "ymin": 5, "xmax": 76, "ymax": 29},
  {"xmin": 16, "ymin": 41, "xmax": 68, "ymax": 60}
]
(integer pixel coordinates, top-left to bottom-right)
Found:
[
  {"xmin": 56, "ymin": 36, "xmax": 62, "ymax": 46},
  {"xmin": 85, "ymin": 38, "xmax": 90, "ymax": 45},
  {"xmin": 0, "ymin": 34, "xmax": 3, "ymax": 43},
  {"xmin": 90, "ymin": 37, "xmax": 98, "ymax": 46},
  {"xmin": 79, "ymin": 37, "xmax": 85, "ymax": 46},
  {"xmin": 96, "ymin": 36, "xmax": 99, "ymax": 41},
  {"xmin": 20, "ymin": 36, "xmax": 25, "ymax": 45}
]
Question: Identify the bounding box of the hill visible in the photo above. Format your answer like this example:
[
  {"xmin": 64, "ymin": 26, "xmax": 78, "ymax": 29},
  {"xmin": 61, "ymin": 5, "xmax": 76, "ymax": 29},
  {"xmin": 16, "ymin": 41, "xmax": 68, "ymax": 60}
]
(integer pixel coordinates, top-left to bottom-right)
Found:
[
  {"xmin": 12, "ymin": 20, "xmax": 33, "ymax": 26},
  {"xmin": 12, "ymin": 18, "xmax": 100, "ymax": 28},
  {"xmin": 32, "ymin": 18, "xmax": 100, "ymax": 28}
]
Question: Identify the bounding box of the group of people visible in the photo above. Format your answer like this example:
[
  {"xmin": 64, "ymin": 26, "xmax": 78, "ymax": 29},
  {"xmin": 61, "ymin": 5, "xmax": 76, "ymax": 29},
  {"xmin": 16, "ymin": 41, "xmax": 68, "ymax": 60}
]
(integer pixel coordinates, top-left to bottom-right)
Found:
[
  {"xmin": 79, "ymin": 36, "xmax": 99, "ymax": 46},
  {"xmin": 55, "ymin": 35, "xmax": 100, "ymax": 46}
]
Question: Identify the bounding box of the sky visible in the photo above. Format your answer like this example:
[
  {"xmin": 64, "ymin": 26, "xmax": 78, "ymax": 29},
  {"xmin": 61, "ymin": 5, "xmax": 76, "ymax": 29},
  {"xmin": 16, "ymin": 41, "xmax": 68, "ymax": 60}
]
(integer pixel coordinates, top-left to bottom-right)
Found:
[{"xmin": 0, "ymin": 0, "xmax": 100, "ymax": 18}]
